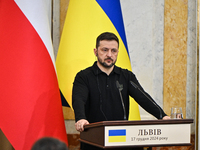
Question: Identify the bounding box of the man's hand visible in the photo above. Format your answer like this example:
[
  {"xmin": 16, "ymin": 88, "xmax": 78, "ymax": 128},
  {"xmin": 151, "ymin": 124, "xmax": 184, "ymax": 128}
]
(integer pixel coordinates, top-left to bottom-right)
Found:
[
  {"xmin": 75, "ymin": 119, "xmax": 89, "ymax": 132},
  {"xmin": 162, "ymin": 116, "xmax": 171, "ymax": 120}
]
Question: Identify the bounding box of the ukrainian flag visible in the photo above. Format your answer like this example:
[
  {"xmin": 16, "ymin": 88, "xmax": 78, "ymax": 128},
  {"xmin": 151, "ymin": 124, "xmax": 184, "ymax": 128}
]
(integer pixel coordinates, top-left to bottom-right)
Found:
[
  {"xmin": 56, "ymin": 0, "xmax": 140, "ymax": 120},
  {"xmin": 109, "ymin": 129, "xmax": 126, "ymax": 142}
]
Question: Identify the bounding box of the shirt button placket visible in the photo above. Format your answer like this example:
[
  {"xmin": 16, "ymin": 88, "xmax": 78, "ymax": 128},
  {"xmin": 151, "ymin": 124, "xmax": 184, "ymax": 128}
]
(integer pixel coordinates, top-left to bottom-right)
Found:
[{"xmin": 106, "ymin": 77, "xmax": 109, "ymax": 88}]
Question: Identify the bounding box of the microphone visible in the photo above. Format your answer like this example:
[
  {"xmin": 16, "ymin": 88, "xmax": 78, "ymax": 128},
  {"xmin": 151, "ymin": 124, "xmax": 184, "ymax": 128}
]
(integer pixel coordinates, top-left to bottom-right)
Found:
[
  {"xmin": 130, "ymin": 81, "xmax": 163, "ymax": 119},
  {"xmin": 116, "ymin": 81, "xmax": 126, "ymax": 120}
]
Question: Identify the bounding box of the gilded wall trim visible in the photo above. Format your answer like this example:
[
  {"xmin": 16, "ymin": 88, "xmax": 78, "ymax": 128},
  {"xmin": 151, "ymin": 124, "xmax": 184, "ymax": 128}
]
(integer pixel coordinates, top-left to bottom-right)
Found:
[{"xmin": 163, "ymin": 0, "xmax": 188, "ymax": 117}]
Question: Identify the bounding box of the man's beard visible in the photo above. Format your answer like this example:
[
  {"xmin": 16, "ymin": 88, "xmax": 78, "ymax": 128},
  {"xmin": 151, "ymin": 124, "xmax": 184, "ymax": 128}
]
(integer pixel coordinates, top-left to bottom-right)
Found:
[{"xmin": 98, "ymin": 57, "xmax": 116, "ymax": 68}]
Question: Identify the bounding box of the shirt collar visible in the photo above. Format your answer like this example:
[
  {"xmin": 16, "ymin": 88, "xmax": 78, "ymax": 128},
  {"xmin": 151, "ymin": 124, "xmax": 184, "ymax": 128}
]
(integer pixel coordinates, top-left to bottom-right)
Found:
[{"xmin": 92, "ymin": 61, "xmax": 120, "ymax": 76}]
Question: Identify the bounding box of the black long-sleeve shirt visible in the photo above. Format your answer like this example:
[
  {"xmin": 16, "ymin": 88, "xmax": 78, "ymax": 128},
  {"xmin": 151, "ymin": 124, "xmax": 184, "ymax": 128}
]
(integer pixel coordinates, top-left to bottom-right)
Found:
[{"xmin": 72, "ymin": 62, "xmax": 167, "ymax": 123}]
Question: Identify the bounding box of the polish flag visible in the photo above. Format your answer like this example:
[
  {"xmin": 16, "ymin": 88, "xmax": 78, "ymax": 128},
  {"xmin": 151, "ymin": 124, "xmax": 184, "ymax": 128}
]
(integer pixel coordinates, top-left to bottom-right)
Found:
[{"xmin": 0, "ymin": 0, "xmax": 68, "ymax": 149}]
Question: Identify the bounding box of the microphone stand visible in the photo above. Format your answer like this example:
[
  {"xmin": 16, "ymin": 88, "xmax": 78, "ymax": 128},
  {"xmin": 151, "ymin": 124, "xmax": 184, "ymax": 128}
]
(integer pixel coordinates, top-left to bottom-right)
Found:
[
  {"xmin": 130, "ymin": 81, "xmax": 163, "ymax": 119},
  {"xmin": 116, "ymin": 81, "xmax": 126, "ymax": 120}
]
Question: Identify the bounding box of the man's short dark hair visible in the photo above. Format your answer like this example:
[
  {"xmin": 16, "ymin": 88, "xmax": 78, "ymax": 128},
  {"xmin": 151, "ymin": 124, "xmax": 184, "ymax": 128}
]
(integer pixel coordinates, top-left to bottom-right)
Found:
[
  {"xmin": 96, "ymin": 32, "xmax": 119, "ymax": 49},
  {"xmin": 31, "ymin": 137, "xmax": 68, "ymax": 150}
]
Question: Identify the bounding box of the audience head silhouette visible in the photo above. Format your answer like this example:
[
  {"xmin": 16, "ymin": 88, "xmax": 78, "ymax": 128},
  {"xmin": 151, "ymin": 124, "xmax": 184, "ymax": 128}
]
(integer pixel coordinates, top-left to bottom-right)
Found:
[{"xmin": 31, "ymin": 137, "xmax": 68, "ymax": 150}]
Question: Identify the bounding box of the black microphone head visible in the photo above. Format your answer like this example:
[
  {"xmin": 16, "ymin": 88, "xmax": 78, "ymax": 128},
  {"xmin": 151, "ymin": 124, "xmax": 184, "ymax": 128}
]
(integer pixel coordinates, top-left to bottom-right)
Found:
[
  {"xmin": 116, "ymin": 80, "xmax": 120, "ymax": 88},
  {"xmin": 130, "ymin": 81, "xmax": 138, "ymax": 89},
  {"xmin": 116, "ymin": 81, "xmax": 123, "ymax": 91}
]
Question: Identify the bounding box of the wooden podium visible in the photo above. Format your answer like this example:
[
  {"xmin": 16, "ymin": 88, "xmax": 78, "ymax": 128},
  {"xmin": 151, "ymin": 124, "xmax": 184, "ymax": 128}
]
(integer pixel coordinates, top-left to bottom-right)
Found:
[{"xmin": 79, "ymin": 119, "xmax": 193, "ymax": 149}]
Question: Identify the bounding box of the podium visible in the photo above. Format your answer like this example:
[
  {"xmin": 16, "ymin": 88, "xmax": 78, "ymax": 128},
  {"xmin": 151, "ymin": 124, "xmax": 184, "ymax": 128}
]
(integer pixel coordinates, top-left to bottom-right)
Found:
[{"xmin": 80, "ymin": 119, "xmax": 193, "ymax": 149}]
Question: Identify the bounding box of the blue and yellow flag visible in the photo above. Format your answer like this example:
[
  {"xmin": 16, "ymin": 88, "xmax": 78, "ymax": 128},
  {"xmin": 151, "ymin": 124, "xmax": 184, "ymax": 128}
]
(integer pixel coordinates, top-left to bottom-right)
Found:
[
  {"xmin": 109, "ymin": 129, "xmax": 126, "ymax": 142},
  {"xmin": 56, "ymin": 0, "xmax": 140, "ymax": 120}
]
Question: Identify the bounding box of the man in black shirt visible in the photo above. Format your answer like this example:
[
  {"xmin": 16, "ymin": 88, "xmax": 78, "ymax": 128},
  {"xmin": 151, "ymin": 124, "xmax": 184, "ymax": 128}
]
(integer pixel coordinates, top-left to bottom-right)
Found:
[{"xmin": 72, "ymin": 32, "xmax": 170, "ymax": 150}]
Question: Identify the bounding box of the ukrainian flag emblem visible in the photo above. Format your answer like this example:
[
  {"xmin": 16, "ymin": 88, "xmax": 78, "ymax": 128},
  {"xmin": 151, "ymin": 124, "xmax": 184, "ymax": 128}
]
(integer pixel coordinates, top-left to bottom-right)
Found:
[{"xmin": 108, "ymin": 129, "xmax": 126, "ymax": 142}]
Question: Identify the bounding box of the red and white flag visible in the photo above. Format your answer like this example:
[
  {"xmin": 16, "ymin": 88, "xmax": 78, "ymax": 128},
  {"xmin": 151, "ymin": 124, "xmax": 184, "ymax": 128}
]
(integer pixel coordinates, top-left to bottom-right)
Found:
[{"xmin": 0, "ymin": 0, "xmax": 68, "ymax": 149}]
